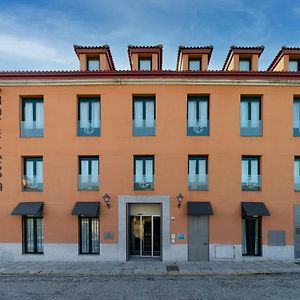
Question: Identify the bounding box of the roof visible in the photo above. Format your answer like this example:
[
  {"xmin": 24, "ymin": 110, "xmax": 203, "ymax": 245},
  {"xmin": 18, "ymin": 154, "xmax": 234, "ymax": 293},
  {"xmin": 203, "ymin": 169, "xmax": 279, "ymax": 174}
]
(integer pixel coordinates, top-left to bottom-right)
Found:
[
  {"xmin": 127, "ymin": 45, "xmax": 163, "ymax": 70},
  {"xmin": 222, "ymin": 46, "xmax": 265, "ymax": 71},
  {"xmin": 176, "ymin": 46, "xmax": 213, "ymax": 70},
  {"xmin": 268, "ymin": 46, "xmax": 300, "ymax": 71},
  {"xmin": 73, "ymin": 44, "xmax": 115, "ymax": 70}
]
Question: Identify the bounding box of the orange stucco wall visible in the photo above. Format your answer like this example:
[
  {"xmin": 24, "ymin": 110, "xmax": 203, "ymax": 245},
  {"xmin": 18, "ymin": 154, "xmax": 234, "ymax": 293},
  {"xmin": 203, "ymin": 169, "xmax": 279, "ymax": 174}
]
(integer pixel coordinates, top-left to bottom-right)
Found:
[{"xmin": 0, "ymin": 83, "xmax": 299, "ymax": 247}]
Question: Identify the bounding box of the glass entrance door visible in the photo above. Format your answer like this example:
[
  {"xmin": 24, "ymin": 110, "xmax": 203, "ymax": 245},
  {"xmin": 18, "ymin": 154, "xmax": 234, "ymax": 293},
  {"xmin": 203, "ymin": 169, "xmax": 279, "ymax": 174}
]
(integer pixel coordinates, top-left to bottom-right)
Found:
[{"xmin": 130, "ymin": 215, "xmax": 160, "ymax": 257}]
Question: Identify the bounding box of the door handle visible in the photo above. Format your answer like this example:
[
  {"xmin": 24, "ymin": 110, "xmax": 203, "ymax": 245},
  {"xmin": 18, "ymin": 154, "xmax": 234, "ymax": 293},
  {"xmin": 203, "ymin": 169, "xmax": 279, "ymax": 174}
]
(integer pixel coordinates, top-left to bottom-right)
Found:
[{"xmin": 203, "ymin": 242, "xmax": 208, "ymax": 246}]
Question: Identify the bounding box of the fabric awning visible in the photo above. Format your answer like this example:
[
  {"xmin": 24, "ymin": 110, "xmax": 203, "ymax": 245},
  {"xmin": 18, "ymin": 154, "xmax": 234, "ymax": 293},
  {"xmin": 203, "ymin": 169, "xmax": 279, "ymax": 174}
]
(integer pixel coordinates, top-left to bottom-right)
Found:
[
  {"xmin": 241, "ymin": 202, "xmax": 270, "ymax": 217},
  {"xmin": 187, "ymin": 201, "xmax": 213, "ymax": 216},
  {"xmin": 11, "ymin": 202, "xmax": 44, "ymax": 217},
  {"xmin": 72, "ymin": 202, "xmax": 100, "ymax": 217}
]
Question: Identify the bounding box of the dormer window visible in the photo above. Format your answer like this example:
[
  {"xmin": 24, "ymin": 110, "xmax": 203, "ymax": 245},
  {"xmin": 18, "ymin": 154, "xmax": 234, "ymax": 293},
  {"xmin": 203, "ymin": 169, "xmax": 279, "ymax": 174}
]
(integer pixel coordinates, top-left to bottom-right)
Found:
[
  {"xmin": 138, "ymin": 57, "xmax": 152, "ymax": 71},
  {"xmin": 289, "ymin": 60, "xmax": 300, "ymax": 71},
  {"xmin": 188, "ymin": 57, "xmax": 201, "ymax": 71},
  {"xmin": 87, "ymin": 57, "xmax": 100, "ymax": 71},
  {"xmin": 239, "ymin": 58, "xmax": 251, "ymax": 71}
]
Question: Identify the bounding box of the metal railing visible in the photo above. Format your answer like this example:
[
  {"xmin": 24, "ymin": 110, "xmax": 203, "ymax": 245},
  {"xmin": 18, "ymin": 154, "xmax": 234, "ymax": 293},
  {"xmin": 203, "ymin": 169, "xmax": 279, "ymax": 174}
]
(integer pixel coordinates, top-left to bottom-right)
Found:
[
  {"xmin": 77, "ymin": 121, "xmax": 101, "ymax": 136},
  {"xmin": 187, "ymin": 120, "xmax": 209, "ymax": 136},
  {"xmin": 293, "ymin": 121, "xmax": 300, "ymax": 136},
  {"xmin": 240, "ymin": 120, "xmax": 262, "ymax": 136},
  {"xmin": 78, "ymin": 175, "xmax": 99, "ymax": 190},
  {"xmin": 21, "ymin": 122, "xmax": 44, "ymax": 137},
  {"xmin": 188, "ymin": 174, "xmax": 208, "ymax": 190},
  {"xmin": 22, "ymin": 176, "xmax": 43, "ymax": 191},
  {"xmin": 134, "ymin": 175, "xmax": 154, "ymax": 190},
  {"xmin": 132, "ymin": 120, "xmax": 156, "ymax": 136},
  {"xmin": 242, "ymin": 175, "xmax": 261, "ymax": 191}
]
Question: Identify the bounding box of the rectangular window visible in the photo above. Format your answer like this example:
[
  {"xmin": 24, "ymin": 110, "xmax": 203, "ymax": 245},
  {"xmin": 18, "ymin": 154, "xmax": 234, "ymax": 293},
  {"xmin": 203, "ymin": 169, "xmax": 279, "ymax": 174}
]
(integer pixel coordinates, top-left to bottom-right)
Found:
[
  {"xmin": 188, "ymin": 156, "xmax": 208, "ymax": 190},
  {"xmin": 23, "ymin": 216, "xmax": 44, "ymax": 254},
  {"xmin": 138, "ymin": 57, "xmax": 152, "ymax": 71},
  {"xmin": 289, "ymin": 60, "xmax": 300, "ymax": 72},
  {"xmin": 79, "ymin": 217, "xmax": 100, "ymax": 254},
  {"xmin": 188, "ymin": 58, "xmax": 201, "ymax": 71},
  {"xmin": 23, "ymin": 157, "xmax": 43, "ymax": 191},
  {"xmin": 132, "ymin": 96, "xmax": 156, "ymax": 136},
  {"xmin": 242, "ymin": 216, "xmax": 262, "ymax": 256},
  {"xmin": 293, "ymin": 98, "xmax": 300, "ymax": 136},
  {"xmin": 187, "ymin": 95, "xmax": 209, "ymax": 136},
  {"xmin": 242, "ymin": 156, "xmax": 261, "ymax": 191},
  {"xmin": 239, "ymin": 58, "xmax": 251, "ymax": 71},
  {"xmin": 240, "ymin": 96, "xmax": 262, "ymax": 136},
  {"xmin": 78, "ymin": 97, "xmax": 100, "ymax": 136},
  {"xmin": 78, "ymin": 156, "xmax": 99, "ymax": 190},
  {"xmin": 295, "ymin": 157, "xmax": 300, "ymax": 191},
  {"xmin": 134, "ymin": 156, "xmax": 154, "ymax": 190},
  {"xmin": 21, "ymin": 98, "xmax": 44, "ymax": 137},
  {"xmin": 87, "ymin": 57, "xmax": 100, "ymax": 71}
]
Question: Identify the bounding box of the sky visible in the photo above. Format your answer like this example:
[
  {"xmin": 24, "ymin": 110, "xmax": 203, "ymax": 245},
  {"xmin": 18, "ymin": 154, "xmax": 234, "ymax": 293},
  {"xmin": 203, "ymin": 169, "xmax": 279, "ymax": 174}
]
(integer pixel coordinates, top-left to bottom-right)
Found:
[{"xmin": 0, "ymin": 0, "xmax": 300, "ymax": 71}]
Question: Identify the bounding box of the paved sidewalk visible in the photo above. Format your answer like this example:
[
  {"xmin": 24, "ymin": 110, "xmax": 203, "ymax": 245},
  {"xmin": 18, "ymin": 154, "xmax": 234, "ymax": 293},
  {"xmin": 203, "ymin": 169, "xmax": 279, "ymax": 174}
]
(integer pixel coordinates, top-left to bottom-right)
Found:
[{"xmin": 1, "ymin": 260, "xmax": 300, "ymax": 276}]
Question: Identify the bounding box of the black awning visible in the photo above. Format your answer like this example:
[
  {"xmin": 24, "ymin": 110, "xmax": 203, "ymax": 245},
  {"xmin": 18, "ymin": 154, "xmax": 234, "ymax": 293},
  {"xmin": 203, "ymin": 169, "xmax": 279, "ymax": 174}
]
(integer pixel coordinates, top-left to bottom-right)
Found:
[
  {"xmin": 11, "ymin": 202, "xmax": 44, "ymax": 217},
  {"xmin": 241, "ymin": 202, "xmax": 270, "ymax": 217},
  {"xmin": 187, "ymin": 201, "xmax": 213, "ymax": 216},
  {"xmin": 72, "ymin": 202, "xmax": 99, "ymax": 217}
]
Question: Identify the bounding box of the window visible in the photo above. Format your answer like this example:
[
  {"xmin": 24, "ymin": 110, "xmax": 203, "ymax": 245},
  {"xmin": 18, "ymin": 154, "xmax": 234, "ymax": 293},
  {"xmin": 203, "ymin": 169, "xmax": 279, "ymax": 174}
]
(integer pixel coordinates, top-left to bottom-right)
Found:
[
  {"xmin": 295, "ymin": 157, "xmax": 300, "ymax": 191},
  {"xmin": 23, "ymin": 157, "xmax": 43, "ymax": 191},
  {"xmin": 188, "ymin": 156, "xmax": 208, "ymax": 190},
  {"xmin": 78, "ymin": 156, "xmax": 99, "ymax": 190},
  {"xmin": 78, "ymin": 97, "xmax": 100, "ymax": 136},
  {"xmin": 293, "ymin": 98, "xmax": 300, "ymax": 136},
  {"xmin": 138, "ymin": 57, "xmax": 152, "ymax": 71},
  {"xmin": 134, "ymin": 156, "xmax": 154, "ymax": 190},
  {"xmin": 188, "ymin": 57, "xmax": 201, "ymax": 71},
  {"xmin": 240, "ymin": 97, "xmax": 262, "ymax": 136},
  {"xmin": 289, "ymin": 60, "xmax": 300, "ymax": 72},
  {"xmin": 79, "ymin": 217, "xmax": 100, "ymax": 254},
  {"xmin": 21, "ymin": 98, "xmax": 44, "ymax": 137},
  {"xmin": 239, "ymin": 58, "xmax": 251, "ymax": 71},
  {"xmin": 87, "ymin": 57, "xmax": 100, "ymax": 71},
  {"xmin": 23, "ymin": 216, "xmax": 44, "ymax": 254},
  {"xmin": 242, "ymin": 156, "xmax": 261, "ymax": 191},
  {"xmin": 187, "ymin": 96, "xmax": 209, "ymax": 136},
  {"xmin": 132, "ymin": 96, "xmax": 155, "ymax": 136},
  {"xmin": 242, "ymin": 216, "xmax": 261, "ymax": 256}
]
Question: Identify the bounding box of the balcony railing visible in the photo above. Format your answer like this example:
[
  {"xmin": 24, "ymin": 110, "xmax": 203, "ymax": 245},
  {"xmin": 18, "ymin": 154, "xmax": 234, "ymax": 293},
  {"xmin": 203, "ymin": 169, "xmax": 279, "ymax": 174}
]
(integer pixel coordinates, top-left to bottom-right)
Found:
[
  {"xmin": 22, "ymin": 176, "xmax": 43, "ymax": 191},
  {"xmin": 187, "ymin": 120, "xmax": 209, "ymax": 136},
  {"xmin": 21, "ymin": 122, "xmax": 44, "ymax": 137},
  {"xmin": 240, "ymin": 120, "xmax": 262, "ymax": 136},
  {"xmin": 77, "ymin": 121, "xmax": 101, "ymax": 136},
  {"xmin": 294, "ymin": 121, "xmax": 300, "ymax": 136},
  {"xmin": 295, "ymin": 176, "xmax": 300, "ymax": 191},
  {"xmin": 134, "ymin": 175, "xmax": 154, "ymax": 190},
  {"xmin": 132, "ymin": 120, "xmax": 156, "ymax": 136},
  {"xmin": 78, "ymin": 175, "xmax": 99, "ymax": 190},
  {"xmin": 188, "ymin": 174, "xmax": 208, "ymax": 190},
  {"xmin": 242, "ymin": 175, "xmax": 261, "ymax": 191}
]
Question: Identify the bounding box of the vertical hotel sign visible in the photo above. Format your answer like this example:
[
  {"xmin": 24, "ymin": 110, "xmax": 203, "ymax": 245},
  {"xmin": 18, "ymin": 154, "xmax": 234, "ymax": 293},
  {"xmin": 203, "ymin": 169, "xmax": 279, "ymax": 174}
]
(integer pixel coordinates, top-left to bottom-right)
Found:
[{"xmin": 0, "ymin": 93, "xmax": 2, "ymax": 192}]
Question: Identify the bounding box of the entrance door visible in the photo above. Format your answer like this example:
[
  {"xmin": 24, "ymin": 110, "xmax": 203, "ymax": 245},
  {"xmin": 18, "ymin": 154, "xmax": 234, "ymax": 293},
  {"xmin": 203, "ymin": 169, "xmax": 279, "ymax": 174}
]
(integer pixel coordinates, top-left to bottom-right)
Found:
[
  {"xmin": 129, "ymin": 215, "xmax": 160, "ymax": 257},
  {"xmin": 188, "ymin": 215, "xmax": 209, "ymax": 261},
  {"xmin": 295, "ymin": 205, "xmax": 300, "ymax": 258}
]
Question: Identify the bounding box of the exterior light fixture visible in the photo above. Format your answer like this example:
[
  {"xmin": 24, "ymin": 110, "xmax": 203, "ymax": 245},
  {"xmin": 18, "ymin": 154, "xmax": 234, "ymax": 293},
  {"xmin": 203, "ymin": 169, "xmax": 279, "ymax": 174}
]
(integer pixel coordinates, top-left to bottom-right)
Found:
[
  {"xmin": 103, "ymin": 193, "xmax": 111, "ymax": 208},
  {"xmin": 177, "ymin": 193, "xmax": 184, "ymax": 208}
]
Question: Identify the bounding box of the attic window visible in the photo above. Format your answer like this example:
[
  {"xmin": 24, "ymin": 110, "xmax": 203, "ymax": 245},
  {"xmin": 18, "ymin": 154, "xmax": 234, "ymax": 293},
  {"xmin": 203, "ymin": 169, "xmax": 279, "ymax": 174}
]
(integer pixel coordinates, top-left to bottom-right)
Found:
[
  {"xmin": 138, "ymin": 57, "xmax": 152, "ymax": 71},
  {"xmin": 87, "ymin": 57, "xmax": 100, "ymax": 71},
  {"xmin": 188, "ymin": 57, "xmax": 201, "ymax": 71},
  {"xmin": 289, "ymin": 60, "xmax": 300, "ymax": 72},
  {"xmin": 239, "ymin": 58, "xmax": 251, "ymax": 71}
]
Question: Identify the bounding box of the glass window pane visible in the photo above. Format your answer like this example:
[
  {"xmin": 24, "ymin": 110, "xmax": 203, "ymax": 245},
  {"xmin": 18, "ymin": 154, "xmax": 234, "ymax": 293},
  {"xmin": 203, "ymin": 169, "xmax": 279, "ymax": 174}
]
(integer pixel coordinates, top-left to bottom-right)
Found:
[
  {"xmin": 188, "ymin": 59, "xmax": 201, "ymax": 71},
  {"xmin": 26, "ymin": 218, "xmax": 34, "ymax": 253},
  {"xmin": 91, "ymin": 218, "xmax": 100, "ymax": 253},
  {"xmin": 36, "ymin": 218, "xmax": 44, "ymax": 253},
  {"xmin": 139, "ymin": 58, "xmax": 151, "ymax": 70},
  {"xmin": 239, "ymin": 59, "xmax": 251, "ymax": 71},
  {"xmin": 289, "ymin": 61, "xmax": 299, "ymax": 71},
  {"xmin": 87, "ymin": 58, "xmax": 100, "ymax": 71},
  {"xmin": 81, "ymin": 218, "xmax": 89, "ymax": 253}
]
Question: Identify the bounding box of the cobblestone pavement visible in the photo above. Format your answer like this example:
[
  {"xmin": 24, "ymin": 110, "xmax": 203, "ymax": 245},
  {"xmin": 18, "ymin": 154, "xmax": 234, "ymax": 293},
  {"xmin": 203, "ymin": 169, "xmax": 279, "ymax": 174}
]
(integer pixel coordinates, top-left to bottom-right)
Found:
[{"xmin": 0, "ymin": 274, "xmax": 300, "ymax": 299}]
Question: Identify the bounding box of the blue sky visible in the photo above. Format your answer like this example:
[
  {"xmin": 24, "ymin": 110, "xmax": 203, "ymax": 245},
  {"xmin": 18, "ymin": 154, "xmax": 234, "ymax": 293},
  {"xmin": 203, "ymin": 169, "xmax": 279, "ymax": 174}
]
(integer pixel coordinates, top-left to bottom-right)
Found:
[{"xmin": 0, "ymin": 0, "xmax": 300, "ymax": 71}]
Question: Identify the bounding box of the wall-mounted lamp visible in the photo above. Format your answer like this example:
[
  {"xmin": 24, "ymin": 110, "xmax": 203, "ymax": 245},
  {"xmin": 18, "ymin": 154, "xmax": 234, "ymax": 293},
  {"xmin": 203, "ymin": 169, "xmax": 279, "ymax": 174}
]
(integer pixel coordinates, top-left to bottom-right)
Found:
[
  {"xmin": 177, "ymin": 193, "xmax": 184, "ymax": 208},
  {"xmin": 102, "ymin": 193, "xmax": 111, "ymax": 208}
]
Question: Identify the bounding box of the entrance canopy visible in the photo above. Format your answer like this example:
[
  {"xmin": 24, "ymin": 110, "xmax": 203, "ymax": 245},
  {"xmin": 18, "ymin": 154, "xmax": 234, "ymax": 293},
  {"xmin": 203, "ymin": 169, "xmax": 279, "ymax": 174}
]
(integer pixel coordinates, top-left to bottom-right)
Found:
[
  {"xmin": 241, "ymin": 202, "xmax": 270, "ymax": 217},
  {"xmin": 72, "ymin": 202, "xmax": 99, "ymax": 217},
  {"xmin": 187, "ymin": 201, "xmax": 213, "ymax": 216},
  {"xmin": 12, "ymin": 202, "xmax": 44, "ymax": 217}
]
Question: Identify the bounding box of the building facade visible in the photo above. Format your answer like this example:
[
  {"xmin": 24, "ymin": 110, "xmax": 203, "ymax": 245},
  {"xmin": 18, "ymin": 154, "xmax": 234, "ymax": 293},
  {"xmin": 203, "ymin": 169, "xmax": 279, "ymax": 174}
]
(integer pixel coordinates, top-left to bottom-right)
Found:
[{"xmin": 0, "ymin": 44, "xmax": 300, "ymax": 261}]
